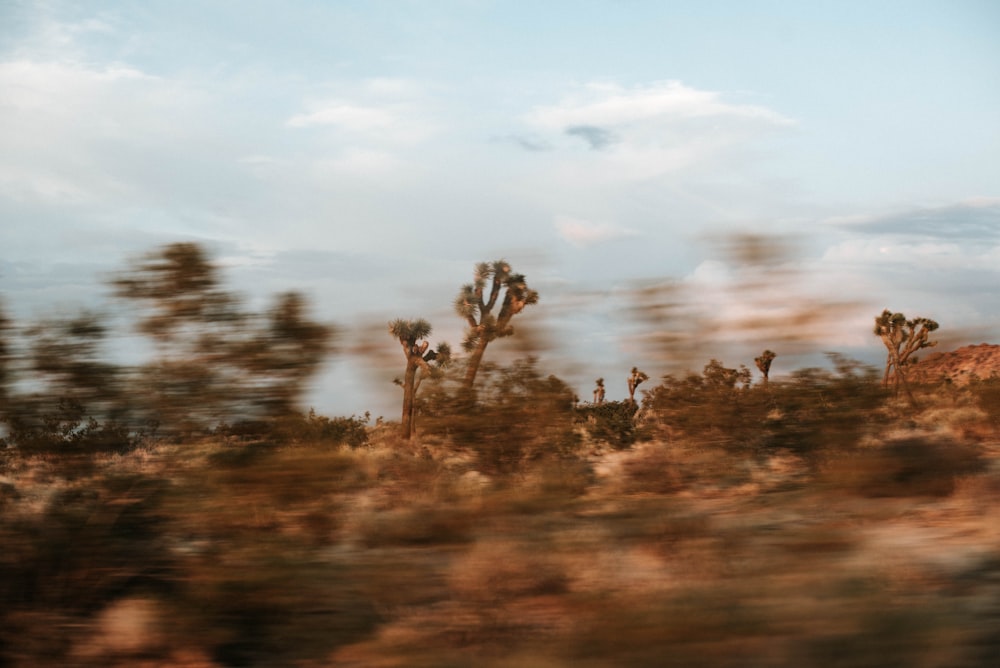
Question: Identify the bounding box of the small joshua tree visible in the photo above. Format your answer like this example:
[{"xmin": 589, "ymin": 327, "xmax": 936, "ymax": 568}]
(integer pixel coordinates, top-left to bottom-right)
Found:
[
  {"xmin": 873, "ymin": 309, "xmax": 938, "ymax": 406},
  {"xmin": 454, "ymin": 260, "xmax": 539, "ymax": 389},
  {"xmin": 627, "ymin": 367, "xmax": 649, "ymax": 406},
  {"xmin": 755, "ymin": 350, "xmax": 776, "ymax": 387},
  {"xmin": 389, "ymin": 318, "xmax": 450, "ymax": 440},
  {"xmin": 593, "ymin": 378, "xmax": 606, "ymax": 405}
]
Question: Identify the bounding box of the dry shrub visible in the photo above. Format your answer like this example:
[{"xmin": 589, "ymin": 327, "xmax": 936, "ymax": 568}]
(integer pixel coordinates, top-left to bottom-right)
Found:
[
  {"xmin": 448, "ymin": 540, "xmax": 571, "ymax": 605},
  {"xmin": 358, "ymin": 504, "xmax": 476, "ymax": 547},
  {"xmin": 820, "ymin": 437, "xmax": 986, "ymax": 497}
]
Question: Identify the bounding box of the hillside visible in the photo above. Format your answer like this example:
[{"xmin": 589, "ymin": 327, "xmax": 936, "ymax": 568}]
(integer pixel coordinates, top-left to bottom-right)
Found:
[{"xmin": 909, "ymin": 343, "xmax": 1000, "ymax": 385}]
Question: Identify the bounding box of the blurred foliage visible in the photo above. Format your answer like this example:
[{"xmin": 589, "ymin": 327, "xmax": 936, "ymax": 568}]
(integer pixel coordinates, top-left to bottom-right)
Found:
[
  {"xmin": 112, "ymin": 244, "xmax": 335, "ymax": 430},
  {"xmin": 420, "ymin": 357, "xmax": 580, "ymax": 474},
  {"xmin": 1, "ymin": 243, "xmax": 336, "ymax": 449},
  {"xmin": 643, "ymin": 355, "xmax": 888, "ymax": 460},
  {"xmin": 819, "ymin": 436, "xmax": 985, "ymax": 497},
  {"xmin": 4, "ymin": 236, "xmax": 1000, "ymax": 666},
  {"xmin": 575, "ymin": 399, "xmax": 645, "ymax": 449},
  {"xmin": 215, "ymin": 409, "xmax": 370, "ymax": 448}
]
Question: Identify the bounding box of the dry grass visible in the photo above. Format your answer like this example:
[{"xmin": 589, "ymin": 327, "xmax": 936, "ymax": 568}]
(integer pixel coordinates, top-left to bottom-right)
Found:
[{"xmin": 4, "ymin": 396, "xmax": 1000, "ymax": 667}]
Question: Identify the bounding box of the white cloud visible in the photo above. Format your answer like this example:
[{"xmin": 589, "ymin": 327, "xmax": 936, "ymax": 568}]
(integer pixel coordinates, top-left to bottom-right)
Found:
[
  {"xmin": 555, "ymin": 215, "xmax": 638, "ymax": 247},
  {"xmin": 286, "ymin": 78, "xmax": 437, "ymax": 146},
  {"xmin": 517, "ymin": 80, "xmax": 795, "ymax": 184},
  {"xmin": 287, "ymin": 102, "xmax": 398, "ymax": 131},
  {"xmin": 527, "ymin": 80, "xmax": 793, "ymax": 130},
  {"xmin": 0, "ymin": 59, "xmax": 152, "ymax": 112}
]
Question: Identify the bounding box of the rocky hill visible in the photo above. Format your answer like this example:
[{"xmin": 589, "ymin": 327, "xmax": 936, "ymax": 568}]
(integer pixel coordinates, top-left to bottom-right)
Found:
[{"xmin": 909, "ymin": 343, "xmax": 1000, "ymax": 385}]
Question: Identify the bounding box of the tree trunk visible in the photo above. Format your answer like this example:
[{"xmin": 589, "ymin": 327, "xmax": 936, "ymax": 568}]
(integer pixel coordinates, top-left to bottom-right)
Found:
[
  {"xmin": 888, "ymin": 348, "xmax": 919, "ymax": 408},
  {"xmin": 462, "ymin": 337, "xmax": 489, "ymax": 389},
  {"xmin": 401, "ymin": 358, "xmax": 418, "ymax": 440}
]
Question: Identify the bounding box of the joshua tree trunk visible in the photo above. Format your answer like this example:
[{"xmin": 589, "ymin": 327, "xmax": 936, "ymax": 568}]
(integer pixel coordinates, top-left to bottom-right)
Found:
[
  {"xmin": 400, "ymin": 357, "xmax": 419, "ymax": 440},
  {"xmin": 463, "ymin": 336, "xmax": 488, "ymax": 389}
]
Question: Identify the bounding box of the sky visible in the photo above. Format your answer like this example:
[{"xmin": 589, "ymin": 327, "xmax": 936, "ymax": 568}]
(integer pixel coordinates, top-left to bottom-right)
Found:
[{"xmin": 1, "ymin": 0, "xmax": 999, "ymax": 417}]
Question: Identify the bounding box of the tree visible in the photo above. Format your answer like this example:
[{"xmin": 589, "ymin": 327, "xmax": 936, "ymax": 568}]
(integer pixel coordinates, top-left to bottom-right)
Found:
[
  {"xmin": 873, "ymin": 309, "xmax": 938, "ymax": 406},
  {"xmin": 454, "ymin": 260, "xmax": 538, "ymax": 389},
  {"xmin": 113, "ymin": 242, "xmax": 335, "ymax": 430},
  {"xmin": 112, "ymin": 242, "xmax": 241, "ymax": 343},
  {"xmin": 593, "ymin": 378, "xmax": 605, "ymax": 405},
  {"xmin": 389, "ymin": 318, "xmax": 450, "ymax": 440},
  {"xmin": 231, "ymin": 292, "xmax": 336, "ymax": 417},
  {"xmin": 755, "ymin": 350, "xmax": 776, "ymax": 387},
  {"xmin": 24, "ymin": 310, "xmax": 124, "ymax": 418},
  {"xmin": 627, "ymin": 367, "xmax": 649, "ymax": 406}
]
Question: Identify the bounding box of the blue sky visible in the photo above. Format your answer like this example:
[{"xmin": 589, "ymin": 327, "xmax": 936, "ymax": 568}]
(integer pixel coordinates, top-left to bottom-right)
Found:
[{"xmin": 2, "ymin": 1, "xmax": 999, "ymax": 416}]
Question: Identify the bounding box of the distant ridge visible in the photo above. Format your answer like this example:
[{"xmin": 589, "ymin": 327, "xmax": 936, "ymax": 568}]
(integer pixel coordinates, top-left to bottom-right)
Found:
[{"xmin": 909, "ymin": 343, "xmax": 1000, "ymax": 385}]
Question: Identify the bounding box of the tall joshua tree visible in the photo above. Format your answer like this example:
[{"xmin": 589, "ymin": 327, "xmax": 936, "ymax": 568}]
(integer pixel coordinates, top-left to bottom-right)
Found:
[
  {"xmin": 389, "ymin": 318, "xmax": 450, "ymax": 440},
  {"xmin": 754, "ymin": 350, "xmax": 776, "ymax": 387},
  {"xmin": 454, "ymin": 260, "xmax": 538, "ymax": 389},
  {"xmin": 873, "ymin": 309, "xmax": 938, "ymax": 406},
  {"xmin": 627, "ymin": 367, "xmax": 649, "ymax": 406}
]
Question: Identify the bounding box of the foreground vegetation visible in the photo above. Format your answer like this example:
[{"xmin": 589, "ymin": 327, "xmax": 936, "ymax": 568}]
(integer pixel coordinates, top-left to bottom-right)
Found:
[{"xmin": 3, "ymin": 363, "xmax": 1000, "ymax": 667}]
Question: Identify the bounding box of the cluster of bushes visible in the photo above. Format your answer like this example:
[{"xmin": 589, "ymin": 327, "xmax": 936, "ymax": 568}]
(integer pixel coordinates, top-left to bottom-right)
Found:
[
  {"xmin": 642, "ymin": 355, "xmax": 890, "ymax": 460},
  {"xmin": 419, "ymin": 357, "xmax": 580, "ymax": 474},
  {"xmin": 215, "ymin": 409, "xmax": 370, "ymax": 448},
  {"xmin": 1, "ymin": 397, "xmax": 156, "ymax": 454}
]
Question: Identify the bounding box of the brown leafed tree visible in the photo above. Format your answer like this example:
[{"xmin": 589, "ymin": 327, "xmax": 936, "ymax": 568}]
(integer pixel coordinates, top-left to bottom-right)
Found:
[
  {"xmin": 754, "ymin": 350, "xmax": 776, "ymax": 387},
  {"xmin": 873, "ymin": 309, "xmax": 938, "ymax": 406},
  {"xmin": 389, "ymin": 318, "xmax": 450, "ymax": 440},
  {"xmin": 454, "ymin": 260, "xmax": 538, "ymax": 389}
]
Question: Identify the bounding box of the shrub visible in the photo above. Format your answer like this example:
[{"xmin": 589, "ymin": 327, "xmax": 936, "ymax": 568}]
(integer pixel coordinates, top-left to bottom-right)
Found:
[
  {"xmin": 420, "ymin": 358, "xmax": 580, "ymax": 475},
  {"xmin": 820, "ymin": 437, "xmax": 985, "ymax": 497},
  {"xmin": 576, "ymin": 400, "xmax": 645, "ymax": 449}
]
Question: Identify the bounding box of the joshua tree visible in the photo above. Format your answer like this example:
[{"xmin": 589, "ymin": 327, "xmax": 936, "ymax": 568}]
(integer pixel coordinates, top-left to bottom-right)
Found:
[
  {"xmin": 627, "ymin": 367, "xmax": 649, "ymax": 406},
  {"xmin": 454, "ymin": 260, "xmax": 538, "ymax": 389},
  {"xmin": 873, "ymin": 309, "xmax": 938, "ymax": 406},
  {"xmin": 754, "ymin": 350, "xmax": 776, "ymax": 387},
  {"xmin": 593, "ymin": 378, "xmax": 605, "ymax": 405},
  {"xmin": 389, "ymin": 318, "xmax": 450, "ymax": 440}
]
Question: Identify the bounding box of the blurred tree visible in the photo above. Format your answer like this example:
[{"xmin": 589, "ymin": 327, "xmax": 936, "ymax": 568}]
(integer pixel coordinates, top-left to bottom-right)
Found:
[
  {"xmin": 24, "ymin": 311, "xmax": 124, "ymax": 420},
  {"xmin": 703, "ymin": 359, "xmax": 752, "ymax": 391},
  {"xmin": 113, "ymin": 242, "xmax": 335, "ymax": 430},
  {"xmin": 389, "ymin": 318, "xmax": 450, "ymax": 440},
  {"xmin": 454, "ymin": 260, "xmax": 538, "ymax": 389},
  {"xmin": 232, "ymin": 292, "xmax": 335, "ymax": 417},
  {"xmin": 755, "ymin": 350, "xmax": 776, "ymax": 387},
  {"xmin": 112, "ymin": 242, "xmax": 241, "ymax": 343},
  {"xmin": 593, "ymin": 378, "xmax": 605, "ymax": 405},
  {"xmin": 627, "ymin": 367, "xmax": 649, "ymax": 406},
  {"xmin": 873, "ymin": 309, "xmax": 938, "ymax": 405}
]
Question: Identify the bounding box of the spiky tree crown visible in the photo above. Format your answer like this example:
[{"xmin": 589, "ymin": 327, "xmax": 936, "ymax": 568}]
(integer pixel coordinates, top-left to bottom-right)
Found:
[
  {"xmin": 874, "ymin": 310, "xmax": 938, "ymax": 361},
  {"xmin": 389, "ymin": 318, "xmax": 432, "ymax": 347},
  {"xmin": 454, "ymin": 260, "xmax": 538, "ymax": 352},
  {"xmin": 755, "ymin": 350, "xmax": 776, "ymax": 374}
]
